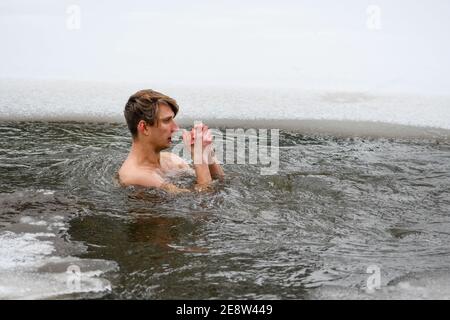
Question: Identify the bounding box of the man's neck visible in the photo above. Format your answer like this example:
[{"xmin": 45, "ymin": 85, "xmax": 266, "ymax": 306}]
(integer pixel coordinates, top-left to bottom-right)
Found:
[{"xmin": 130, "ymin": 140, "xmax": 161, "ymax": 168}]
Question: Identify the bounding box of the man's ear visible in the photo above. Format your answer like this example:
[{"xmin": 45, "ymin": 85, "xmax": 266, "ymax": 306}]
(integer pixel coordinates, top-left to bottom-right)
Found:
[{"xmin": 138, "ymin": 120, "xmax": 149, "ymax": 135}]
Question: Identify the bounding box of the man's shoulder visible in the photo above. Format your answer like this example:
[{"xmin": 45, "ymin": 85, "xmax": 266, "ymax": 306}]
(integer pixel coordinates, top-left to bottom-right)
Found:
[
  {"xmin": 118, "ymin": 164, "xmax": 191, "ymax": 193},
  {"xmin": 118, "ymin": 164, "xmax": 164, "ymax": 188},
  {"xmin": 161, "ymin": 152, "xmax": 190, "ymax": 169}
]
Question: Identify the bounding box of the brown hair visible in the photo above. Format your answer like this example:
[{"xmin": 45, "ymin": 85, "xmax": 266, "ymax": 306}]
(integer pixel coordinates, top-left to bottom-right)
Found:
[{"xmin": 124, "ymin": 89, "xmax": 179, "ymax": 138}]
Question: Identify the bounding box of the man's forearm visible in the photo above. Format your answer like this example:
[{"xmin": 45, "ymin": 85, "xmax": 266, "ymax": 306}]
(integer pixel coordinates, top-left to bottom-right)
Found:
[
  {"xmin": 207, "ymin": 150, "xmax": 224, "ymax": 180},
  {"xmin": 189, "ymin": 135, "xmax": 223, "ymax": 184},
  {"xmin": 191, "ymin": 143, "xmax": 213, "ymax": 186},
  {"xmin": 208, "ymin": 157, "xmax": 224, "ymax": 180},
  {"xmin": 193, "ymin": 163, "xmax": 212, "ymax": 186}
]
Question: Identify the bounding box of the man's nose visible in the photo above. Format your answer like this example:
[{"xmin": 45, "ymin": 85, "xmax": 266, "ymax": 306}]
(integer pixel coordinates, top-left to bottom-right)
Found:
[{"xmin": 172, "ymin": 121, "xmax": 179, "ymax": 132}]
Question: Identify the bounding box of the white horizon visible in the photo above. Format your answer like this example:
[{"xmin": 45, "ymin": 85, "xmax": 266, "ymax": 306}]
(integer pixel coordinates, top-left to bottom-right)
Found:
[{"xmin": 1, "ymin": 0, "xmax": 450, "ymax": 95}]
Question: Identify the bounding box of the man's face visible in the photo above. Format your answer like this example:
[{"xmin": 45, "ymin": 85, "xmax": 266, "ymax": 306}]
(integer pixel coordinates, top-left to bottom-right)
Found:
[{"xmin": 147, "ymin": 103, "xmax": 179, "ymax": 151}]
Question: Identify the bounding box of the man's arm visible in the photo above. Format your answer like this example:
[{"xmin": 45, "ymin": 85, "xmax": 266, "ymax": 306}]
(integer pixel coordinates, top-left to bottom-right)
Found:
[
  {"xmin": 120, "ymin": 171, "xmax": 191, "ymax": 193},
  {"xmin": 182, "ymin": 127, "xmax": 214, "ymax": 189},
  {"xmin": 208, "ymin": 150, "xmax": 225, "ymax": 180},
  {"xmin": 192, "ymin": 146, "xmax": 213, "ymax": 187},
  {"xmin": 183, "ymin": 124, "xmax": 224, "ymax": 184}
]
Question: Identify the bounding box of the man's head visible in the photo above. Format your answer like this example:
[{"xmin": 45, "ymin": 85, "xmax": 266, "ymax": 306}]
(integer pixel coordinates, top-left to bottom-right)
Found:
[{"xmin": 124, "ymin": 89, "xmax": 180, "ymax": 150}]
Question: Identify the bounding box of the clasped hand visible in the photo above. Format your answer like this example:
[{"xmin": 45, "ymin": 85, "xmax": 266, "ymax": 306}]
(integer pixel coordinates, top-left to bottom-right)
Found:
[{"xmin": 182, "ymin": 123, "xmax": 214, "ymax": 164}]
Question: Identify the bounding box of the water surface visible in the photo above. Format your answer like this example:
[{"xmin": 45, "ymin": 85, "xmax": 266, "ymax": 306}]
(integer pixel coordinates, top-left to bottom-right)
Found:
[{"xmin": 1, "ymin": 121, "xmax": 449, "ymax": 299}]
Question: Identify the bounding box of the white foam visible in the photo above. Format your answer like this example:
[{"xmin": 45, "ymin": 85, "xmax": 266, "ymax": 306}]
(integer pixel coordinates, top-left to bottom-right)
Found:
[
  {"xmin": 36, "ymin": 189, "xmax": 55, "ymax": 196},
  {"xmin": 19, "ymin": 217, "xmax": 48, "ymax": 226}
]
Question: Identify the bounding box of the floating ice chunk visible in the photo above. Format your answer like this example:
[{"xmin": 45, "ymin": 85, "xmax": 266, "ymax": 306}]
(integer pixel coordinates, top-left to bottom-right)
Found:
[{"xmin": 0, "ymin": 231, "xmax": 118, "ymax": 299}]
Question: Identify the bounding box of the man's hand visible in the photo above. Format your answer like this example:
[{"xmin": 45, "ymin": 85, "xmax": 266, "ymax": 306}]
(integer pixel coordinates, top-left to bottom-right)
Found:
[
  {"xmin": 182, "ymin": 123, "xmax": 213, "ymax": 186},
  {"xmin": 182, "ymin": 123, "xmax": 214, "ymax": 165},
  {"xmin": 182, "ymin": 123, "xmax": 224, "ymax": 185}
]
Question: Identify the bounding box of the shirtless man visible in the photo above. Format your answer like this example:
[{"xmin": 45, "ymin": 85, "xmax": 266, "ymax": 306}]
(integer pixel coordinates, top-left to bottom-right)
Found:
[{"xmin": 118, "ymin": 89, "xmax": 224, "ymax": 192}]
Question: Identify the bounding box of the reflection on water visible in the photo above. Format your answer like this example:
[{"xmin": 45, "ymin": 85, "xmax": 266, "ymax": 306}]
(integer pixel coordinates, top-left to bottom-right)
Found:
[{"xmin": 1, "ymin": 121, "xmax": 450, "ymax": 299}]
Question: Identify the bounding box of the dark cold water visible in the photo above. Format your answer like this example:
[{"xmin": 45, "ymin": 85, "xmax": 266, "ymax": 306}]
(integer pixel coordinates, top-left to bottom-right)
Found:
[{"xmin": 1, "ymin": 121, "xmax": 450, "ymax": 299}]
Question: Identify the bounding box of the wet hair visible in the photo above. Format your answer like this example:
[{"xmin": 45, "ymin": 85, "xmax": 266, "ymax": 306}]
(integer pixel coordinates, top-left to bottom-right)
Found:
[{"xmin": 124, "ymin": 89, "xmax": 179, "ymax": 138}]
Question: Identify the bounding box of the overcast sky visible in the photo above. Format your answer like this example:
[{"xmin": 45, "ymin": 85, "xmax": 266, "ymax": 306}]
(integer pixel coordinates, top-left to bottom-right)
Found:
[{"xmin": 1, "ymin": 0, "xmax": 449, "ymax": 94}]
